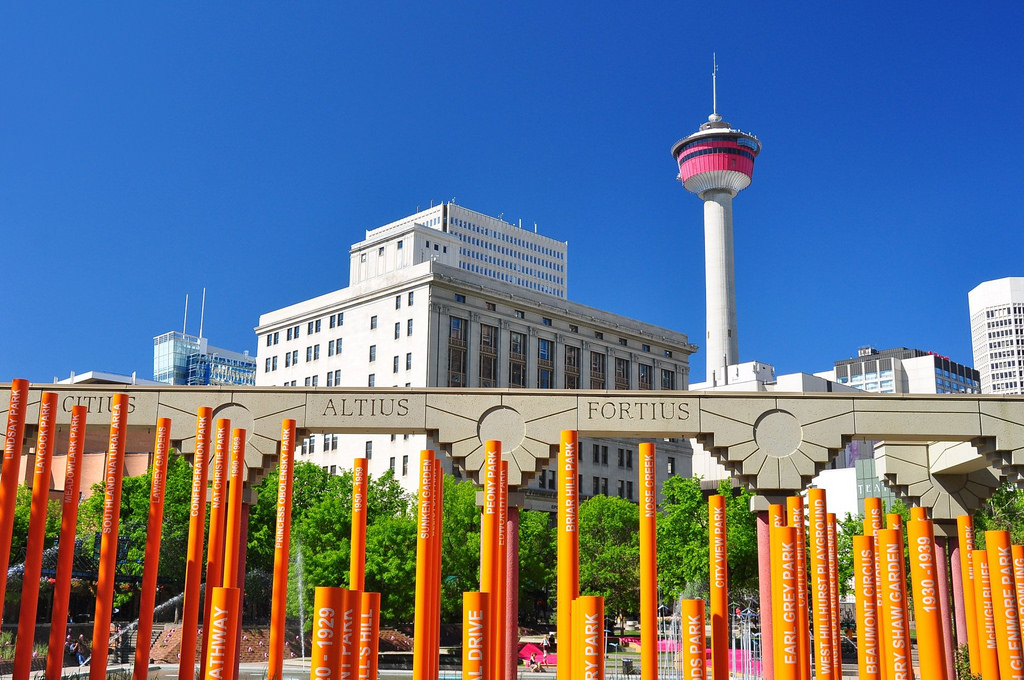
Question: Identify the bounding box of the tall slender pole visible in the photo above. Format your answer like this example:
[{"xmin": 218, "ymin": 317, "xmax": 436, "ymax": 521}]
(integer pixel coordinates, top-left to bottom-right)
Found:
[
  {"xmin": 412, "ymin": 450, "xmax": 437, "ymax": 680},
  {"xmin": 268, "ymin": 419, "xmax": 296, "ymax": 680},
  {"xmin": 463, "ymin": 592, "xmax": 490, "ymax": 680},
  {"xmin": 429, "ymin": 458, "xmax": 444, "ymax": 680},
  {"xmin": 179, "ymin": 408, "xmax": 213, "ymax": 678},
  {"xmin": 350, "ymin": 457, "xmax": 368, "ymax": 591},
  {"xmin": 200, "ymin": 419, "xmax": 231, "ymax": 678},
  {"xmin": 807, "ymin": 488, "xmax": 833, "ymax": 680},
  {"xmin": 639, "ymin": 442, "xmax": 658, "ymax": 680},
  {"xmin": 985, "ymin": 530, "xmax": 1023, "ymax": 679},
  {"xmin": 309, "ymin": 588, "xmax": 343, "ymax": 680},
  {"xmin": 786, "ymin": 496, "xmax": 810, "ymax": 680},
  {"xmin": 357, "ymin": 592, "xmax": 381, "ymax": 680},
  {"xmin": 494, "ymin": 461, "xmax": 508, "ymax": 680},
  {"xmin": 340, "ymin": 588, "xmax": 362, "ymax": 680},
  {"xmin": 908, "ymin": 519, "xmax": 948, "ymax": 680},
  {"xmin": 90, "ymin": 393, "xmax": 130, "ymax": 680},
  {"xmin": 132, "ymin": 418, "xmax": 173, "ymax": 680},
  {"xmin": 826, "ymin": 513, "xmax": 841, "ymax": 680},
  {"xmin": 45, "ymin": 405, "xmax": 87, "ymax": 680},
  {"xmin": 853, "ymin": 535, "xmax": 880, "ymax": 680},
  {"xmin": 877, "ymin": 528, "xmax": 910, "ymax": 680},
  {"xmin": 681, "ymin": 599, "xmax": 707, "ymax": 680},
  {"xmin": 773, "ymin": 526, "xmax": 799, "ymax": 680},
  {"xmin": 221, "ymin": 429, "xmax": 247, "ymax": 675},
  {"xmin": 709, "ymin": 494, "xmax": 729, "ymax": 680},
  {"xmin": 557, "ymin": 431, "xmax": 579, "ymax": 680},
  {"xmin": 0, "ymin": 378, "xmax": 30, "ymax": 624},
  {"xmin": 204, "ymin": 587, "xmax": 241, "ymax": 680},
  {"xmin": 972, "ymin": 551, "xmax": 1000, "ymax": 680},
  {"xmin": 957, "ymin": 515, "xmax": 981, "ymax": 677},
  {"xmin": 13, "ymin": 391, "xmax": 58, "ymax": 680}
]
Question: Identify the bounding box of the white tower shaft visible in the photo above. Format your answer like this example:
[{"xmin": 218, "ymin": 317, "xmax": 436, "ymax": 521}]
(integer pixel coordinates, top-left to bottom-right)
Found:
[{"xmin": 702, "ymin": 189, "xmax": 738, "ymax": 384}]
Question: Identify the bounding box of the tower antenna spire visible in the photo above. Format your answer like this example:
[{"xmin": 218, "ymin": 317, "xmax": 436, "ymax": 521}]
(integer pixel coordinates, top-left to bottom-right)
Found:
[{"xmin": 712, "ymin": 53, "xmax": 718, "ymax": 116}]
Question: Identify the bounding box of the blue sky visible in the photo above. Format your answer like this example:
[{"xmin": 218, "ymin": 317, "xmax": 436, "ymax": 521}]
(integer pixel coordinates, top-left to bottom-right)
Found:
[{"xmin": 3, "ymin": 3, "xmax": 1023, "ymax": 385}]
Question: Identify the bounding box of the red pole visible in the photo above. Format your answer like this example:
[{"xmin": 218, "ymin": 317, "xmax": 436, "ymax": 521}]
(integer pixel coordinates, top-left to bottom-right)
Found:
[
  {"xmin": 13, "ymin": 391, "xmax": 58, "ymax": 680},
  {"xmin": 45, "ymin": 405, "xmax": 87, "ymax": 680},
  {"xmin": 179, "ymin": 407, "xmax": 213, "ymax": 679},
  {"xmin": 132, "ymin": 418, "xmax": 173, "ymax": 680},
  {"xmin": 89, "ymin": 393, "xmax": 131, "ymax": 680},
  {"xmin": 268, "ymin": 419, "xmax": 296, "ymax": 680},
  {"xmin": 0, "ymin": 378, "xmax": 30, "ymax": 625}
]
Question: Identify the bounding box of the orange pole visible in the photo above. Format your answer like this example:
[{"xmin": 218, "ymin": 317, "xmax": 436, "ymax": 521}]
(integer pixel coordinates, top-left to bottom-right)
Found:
[
  {"xmin": 973, "ymin": 551, "xmax": 1000, "ymax": 680},
  {"xmin": 463, "ymin": 592, "xmax": 489, "ymax": 680},
  {"xmin": 885, "ymin": 513, "xmax": 902, "ymax": 532},
  {"xmin": 826, "ymin": 513, "xmax": 842, "ymax": 680},
  {"xmin": 769, "ymin": 505, "xmax": 785, "ymax": 677},
  {"xmin": 681, "ymin": 599, "xmax": 707, "ymax": 680},
  {"xmin": 884, "ymin": 514, "xmax": 912, "ymax": 655},
  {"xmin": 357, "ymin": 592, "xmax": 381, "ymax": 680},
  {"xmin": 578, "ymin": 596, "xmax": 605, "ymax": 680},
  {"xmin": 268, "ymin": 419, "xmax": 297, "ymax": 680},
  {"xmin": 957, "ymin": 515, "xmax": 981, "ymax": 677},
  {"xmin": 494, "ymin": 460, "xmax": 508, "ymax": 680},
  {"xmin": 986, "ymin": 530, "xmax": 1023, "ymax": 679},
  {"xmin": 709, "ymin": 494, "xmax": 729, "ymax": 680},
  {"xmin": 13, "ymin": 391, "xmax": 58, "ymax": 680},
  {"xmin": 89, "ymin": 393, "xmax": 130, "ymax": 680},
  {"xmin": 1013, "ymin": 545, "xmax": 1024, "ymax": 646},
  {"xmin": 864, "ymin": 498, "xmax": 887, "ymax": 680},
  {"xmin": 310, "ymin": 587, "xmax": 344, "ymax": 680},
  {"xmin": 853, "ymin": 535, "xmax": 881, "ymax": 680},
  {"xmin": 222, "ymin": 428, "xmax": 246, "ymax": 588},
  {"xmin": 910, "ymin": 507, "xmax": 927, "ymax": 521},
  {"xmin": 412, "ymin": 450, "xmax": 437, "ymax": 680},
  {"xmin": 787, "ymin": 495, "xmax": 810, "ymax": 680},
  {"xmin": 639, "ymin": 442, "xmax": 658, "ymax": 680},
  {"xmin": 350, "ymin": 457, "xmax": 368, "ymax": 591},
  {"xmin": 877, "ymin": 528, "xmax": 911, "ymax": 680},
  {"xmin": 0, "ymin": 378, "xmax": 30, "ymax": 624},
  {"xmin": 907, "ymin": 519, "xmax": 948, "ymax": 680},
  {"xmin": 200, "ymin": 418, "xmax": 231, "ymax": 677},
  {"xmin": 45, "ymin": 405, "xmax": 87, "ymax": 680},
  {"xmin": 204, "ymin": 587, "xmax": 241, "ymax": 680},
  {"xmin": 430, "ymin": 459, "xmax": 444, "ymax": 680},
  {"xmin": 178, "ymin": 407, "xmax": 213, "ymax": 680},
  {"xmin": 557, "ymin": 431, "xmax": 579, "ymax": 680},
  {"xmin": 808, "ymin": 488, "xmax": 833, "ymax": 680},
  {"xmin": 571, "ymin": 597, "xmax": 582, "ymax": 680},
  {"xmin": 774, "ymin": 526, "xmax": 799, "ymax": 680},
  {"xmin": 132, "ymin": 417, "xmax": 173, "ymax": 680},
  {"xmin": 341, "ymin": 588, "xmax": 363, "ymax": 680}
]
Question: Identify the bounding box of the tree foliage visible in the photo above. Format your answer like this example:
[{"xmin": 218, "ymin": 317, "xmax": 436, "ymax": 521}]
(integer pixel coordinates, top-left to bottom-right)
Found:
[{"xmin": 578, "ymin": 494, "xmax": 640, "ymax": 620}]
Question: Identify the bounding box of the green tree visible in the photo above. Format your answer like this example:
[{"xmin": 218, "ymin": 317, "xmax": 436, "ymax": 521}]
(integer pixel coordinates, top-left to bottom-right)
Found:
[
  {"xmin": 578, "ymin": 494, "xmax": 640, "ymax": 622},
  {"xmin": 518, "ymin": 510, "xmax": 556, "ymax": 625},
  {"xmin": 835, "ymin": 512, "xmax": 861, "ymax": 598},
  {"xmin": 438, "ymin": 475, "xmax": 481, "ymax": 623},
  {"xmin": 974, "ymin": 481, "xmax": 1024, "ymax": 547},
  {"xmin": 657, "ymin": 476, "xmax": 708, "ymax": 598},
  {"xmin": 364, "ymin": 515, "xmax": 416, "ymax": 623},
  {"xmin": 721, "ymin": 481, "xmax": 759, "ymax": 592}
]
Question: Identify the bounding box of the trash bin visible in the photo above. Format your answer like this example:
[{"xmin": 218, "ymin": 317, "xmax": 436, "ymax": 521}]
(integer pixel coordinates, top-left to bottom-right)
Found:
[{"xmin": 622, "ymin": 658, "xmax": 635, "ymax": 675}]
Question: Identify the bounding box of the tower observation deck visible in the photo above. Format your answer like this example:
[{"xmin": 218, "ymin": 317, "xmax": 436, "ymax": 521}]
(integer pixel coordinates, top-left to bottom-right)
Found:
[{"xmin": 672, "ymin": 101, "xmax": 760, "ymax": 385}]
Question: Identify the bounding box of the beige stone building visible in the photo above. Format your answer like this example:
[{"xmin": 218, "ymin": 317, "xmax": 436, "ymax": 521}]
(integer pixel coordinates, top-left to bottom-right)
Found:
[{"xmin": 254, "ymin": 204, "xmax": 698, "ymax": 508}]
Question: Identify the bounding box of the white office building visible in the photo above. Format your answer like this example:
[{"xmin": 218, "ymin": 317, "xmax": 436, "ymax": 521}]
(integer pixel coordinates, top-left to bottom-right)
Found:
[
  {"xmin": 831, "ymin": 346, "xmax": 979, "ymax": 395},
  {"xmin": 255, "ymin": 204, "xmax": 697, "ymax": 507},
  {"xmin": 969, "ymin": 277, "xmax": 1024, "ymax": 394}
]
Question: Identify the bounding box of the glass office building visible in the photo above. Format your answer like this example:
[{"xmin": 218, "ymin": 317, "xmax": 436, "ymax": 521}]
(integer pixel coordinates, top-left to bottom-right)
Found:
[{"xmin": 153, "ymin": 331, "xmax": 256, "ymax": 386}]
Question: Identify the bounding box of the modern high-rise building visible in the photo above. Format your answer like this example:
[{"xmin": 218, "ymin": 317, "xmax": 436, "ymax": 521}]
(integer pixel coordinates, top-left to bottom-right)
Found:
[
  {"xmin": 672, "ymin": 70, "xmax": 760, "ymax": 385},
  {"xmin": 255, "ymin": 203, "xmax": 697, "ymax": 505},
  {"xmin": 153, "ymin": 331, "xmax": 257, "ymax": 386},
  {"xmin": 832, "ymin": 346, "xmax": 979, "ymax": 395},
  {"xmin": 969, "ymin": 277, "xmax": 1024, "ymax": 394}
]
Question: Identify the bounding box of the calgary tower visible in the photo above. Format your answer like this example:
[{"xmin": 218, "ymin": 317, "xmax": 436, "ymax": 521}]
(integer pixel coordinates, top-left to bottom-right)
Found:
[{"xmin": 672, "ymin": 59, "xmax": 761, "ymax": 385}]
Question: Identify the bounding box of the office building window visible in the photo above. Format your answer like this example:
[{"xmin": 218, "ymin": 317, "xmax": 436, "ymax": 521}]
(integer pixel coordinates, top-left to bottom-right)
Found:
[
  {"xmin": 395, "ymin": 322, "xmax": 401, "ymax": 339},
  {"xmin": 370, "ymin": 316, "xmax": 377, "ymax": 330},
  {"xmin": 538, "ymin": 338, "xmax": 553, "ymax": 389},
  {"xmin": 668, "ymin": 457, "xmax": 676, "ymax": 475},
  {"xmin": 627, "ymin": 481, "xmax": 634, "ymax": 500},
  {"xmin": 601, "ymin": 478, "xmax": 608, "ymax": 495},
  {"xmin": 639, "ymin": 363, "xmax": 652, "ymax": 390},
  {"xmin": 304, "ymin": 377, "xmax": 311, "ymax": 386},
  {"xmin": 393, "ymin": 356, "xmax": 400, "ymax": 373},
  {"xmin": 618, "ymin": 448, "xmax": 625, "ymax": 468},
  {"xmin": 408, "ymin": 319, "xmax": 414, "ymax": 336},
  {"xmin": 265, "ymin": 358, "xmax": 272, "ymax": 372},
  {"xmin": 510, "ymin": 331, "xmax": 526, "ymax": 388},
  {"xmin": 455, "ymin": 294, "xmax": 466, "ymax": 303},
  {"xmin": 542, "ymin": 317, "xmax": 552, "ymax": 326},
  {"xmin": 592, "ymin": 444, "xmax": 600, "ymax": 464},
  {"xmin": 617, "ymin": 480, "xmax": 625, "ymax": 498},
  {"xmin": 406, "ymin": 353, "xmax": 413, "ymax": 370},
  {"xmin": 592, "ymin": 477, "xmax": 600, "ymax": 497},
  {"xmin": 449, "ymin": 317, "xmax": 467, "ymax": 387},
  {"xmin": 272, "ymin": 356, "xmax": 278, "ymax": 371},
  {"xmin": 395, "ymin": 295, "xmax": 402, "ymax": 309},
  {"xmin": 626, "ymin": 449, "xmax": 633, "ymax": 469},
  {"xmin": 402, "ymin": 454, "xmax": 409, "ymax": 476},
  {"xmin": 480, "ymin": 324, "xmax": 498, "ymax": 387},
  {"xmin": 389, "ymin": 457, "xmax": 396, "ymax": 471},
  {"xmin": 365, "ymin": 441, "xmax": 373, "ymax": 459},
  {"xmin": 615, "ymin": 357, "xmax": 630, "ymax": 390},
  {"xmin": 311, "ymin": 375, "xmax": 318, "ymax": 387},
  {"xmin": 514, "ymin": 310, "xmax": 525, "ymax": 319},
  {"xmin": 368, "ymin": 374, "xmax": 375, "ymax": 387},
  {"xmin": 486, "ymin": 302, "xmax": 496, "ymax": 311},
  {"xmin": 565, "ymin": 346, "xmax": 580, "ymax": 389},
  {"xmin": 328, "ymin": 340, "xmax": 335, "ymax": 356},
  {"xmin": 661, "ymin": 368, "xmax": 675, "ymax": 390},
  {"xmin": 408, "ymin": 292, "xmax": 414, "ymax": 305},
  {"xmin": 285, "ymin": 353, "xmax": 292, "ymax": 368},
  {"xmin": 369, "ymin": 345, "xmax": 376, "ymax": 362},
  {"xmin": 590, "ymin": 352, "xmax": 606, "ymax": 389}
]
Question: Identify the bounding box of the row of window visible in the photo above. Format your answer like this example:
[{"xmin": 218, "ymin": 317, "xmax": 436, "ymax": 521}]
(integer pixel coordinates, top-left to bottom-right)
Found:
[
  {"xmin": 459, "ymin": 261, "xmax": 564, "ymax": 297},
  {"xmin": 448, "ymin": 215, "xmax": 565, "ymax": 260},
  {"xmin": 263, "ymin": 296, "xmax": 414, "ymax": 348}
]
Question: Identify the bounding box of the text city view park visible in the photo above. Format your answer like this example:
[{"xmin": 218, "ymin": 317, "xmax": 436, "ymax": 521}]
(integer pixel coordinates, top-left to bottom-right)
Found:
[{"xmin": 3, "ymin": 381, "xmax": 1024, "ymax": 680}]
